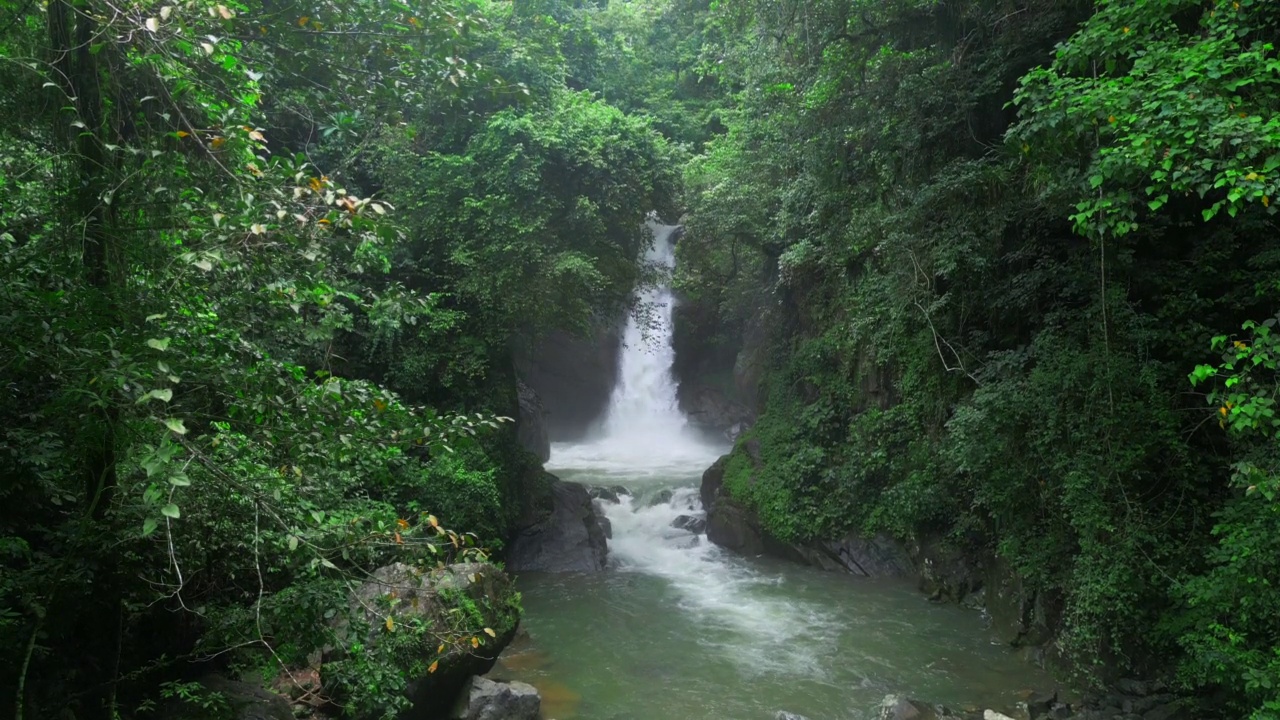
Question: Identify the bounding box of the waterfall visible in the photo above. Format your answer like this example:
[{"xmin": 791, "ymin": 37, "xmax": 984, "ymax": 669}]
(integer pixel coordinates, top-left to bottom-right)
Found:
[
  {"xmin": 549, "ymin": 222, "xmax": 719, "ymax": 476},
  {"xmin": 600, "ymin": 222, "xmax": 686, "ymax": 437}
]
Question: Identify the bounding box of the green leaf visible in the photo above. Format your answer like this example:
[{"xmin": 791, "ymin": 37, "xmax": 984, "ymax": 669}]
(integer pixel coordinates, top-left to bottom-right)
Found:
[
  {"xmin": 163, "ymin": 418, "xmax": 188, "ymax": 435},
  {"xmin": 137, "ymin": 388, "xmax": 174, "ymax": 404},
  {"xmin": 160, "ymin": 504, "xmax": 181, "ymax": 519},
  {"xmin": 147, "ymin": 338, "xmax": 171, "ymax": 351},
  {"xmin": 288, "ymin": 535, "xmax": 299, "ymax": 551},
  {"xmin": 168, "ymin": 473, "xmax": 191, "ymax": 487},
  {"xmin": 142, "ymin": 517, "xmax": 159, "ymax": 537}
]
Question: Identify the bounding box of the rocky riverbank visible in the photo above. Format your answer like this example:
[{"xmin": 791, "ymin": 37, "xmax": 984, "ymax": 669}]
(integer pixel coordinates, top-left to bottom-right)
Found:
[{"xmin": 699, "ymin": 453, "xmax": 1196, "ymax": 720}]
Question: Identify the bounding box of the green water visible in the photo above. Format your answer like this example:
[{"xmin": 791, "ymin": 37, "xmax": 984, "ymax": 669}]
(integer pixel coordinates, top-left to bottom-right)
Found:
[{"xmin": 493, "ymin": 455, "xmax": 1055, "ymax": 720}]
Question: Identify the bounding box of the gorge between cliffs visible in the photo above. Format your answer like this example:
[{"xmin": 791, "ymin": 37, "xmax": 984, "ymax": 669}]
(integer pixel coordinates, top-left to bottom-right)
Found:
[{"xmin": 490, "ymin": 225, "xmax": 1067, "ymax": 720}]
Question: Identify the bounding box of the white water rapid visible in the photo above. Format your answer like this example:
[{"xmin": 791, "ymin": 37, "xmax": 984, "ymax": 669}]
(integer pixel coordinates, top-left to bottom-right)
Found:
[
  {"xmin": 547, "ymin": 222, "xmax": 838, "ymax": 675},
  {"xmin": 549, "ymin": 222, "xmax": 723, "ymax": 478}
]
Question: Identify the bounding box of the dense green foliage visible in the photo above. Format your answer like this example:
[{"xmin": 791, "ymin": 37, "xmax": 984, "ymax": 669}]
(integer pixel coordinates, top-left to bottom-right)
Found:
[
  {"xmin": 672, "ymin": 0, "xmax": 1280, "ymax": 716},
  {"xmin": 0, "ymin": 0, "xmax": 673, "ymax": 717},
  {"xmin": 6, "ymin": 0, "xmax": 1280, "ymax": 717}
]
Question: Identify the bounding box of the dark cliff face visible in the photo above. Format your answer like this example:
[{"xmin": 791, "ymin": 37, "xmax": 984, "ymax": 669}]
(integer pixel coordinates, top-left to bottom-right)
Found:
[
  {"xmin": 516, "ymin": 324, "xmax": 623, "ymax": 441},
  {"xmin": 670, "ymin": 297, "xmax": 758, "ymax": 436}
]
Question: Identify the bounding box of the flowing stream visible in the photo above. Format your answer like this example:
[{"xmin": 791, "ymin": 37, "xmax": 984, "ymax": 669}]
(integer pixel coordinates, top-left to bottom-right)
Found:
[{"xmin": 495, "ymin": 224, "xmax": 1052, "ymax": 719}]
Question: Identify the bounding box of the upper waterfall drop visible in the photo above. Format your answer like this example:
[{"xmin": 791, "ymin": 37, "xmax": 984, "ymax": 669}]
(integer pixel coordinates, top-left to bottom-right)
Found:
[
  {"xmin": 547, "ymin": 221, "xmax": 723, "ymax": 477},
  {"xmin": 600, "ymin": 222, "xmax": 686, "ymax": 437}
]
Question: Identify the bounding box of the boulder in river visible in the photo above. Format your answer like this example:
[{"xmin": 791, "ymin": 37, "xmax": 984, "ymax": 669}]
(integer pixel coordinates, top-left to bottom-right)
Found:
[
  {"xmin": 452, "ymin": 676, "xmax": 540, "ymax": 720},
  {"xmin": 591, "ymin": 499, "xmax": 613, "ymax": 539},
  {"xmin": 587, "ymin": 485, "xmax": 631, "ymax": 503},
  {"xmin": 646, "ymin": 488, "xmax": 675, "ymax": 507},
  {"xmin": 343, "ymin": 562, "xmax": 520, "ymax": 720},
  {"xmin": 671, "ymin": 514, "xmax": 706, "ymax": 534},
  {"xmin": 776, "ymin": 712, "xmax": 811, "ymax": 720},
  {"xmin": 507, "ymin": 479, "xmax": 608, "ymax": 572},
  {"xmin": 879, "ymin": 694, "xmax": 941, "ymax": 720}
]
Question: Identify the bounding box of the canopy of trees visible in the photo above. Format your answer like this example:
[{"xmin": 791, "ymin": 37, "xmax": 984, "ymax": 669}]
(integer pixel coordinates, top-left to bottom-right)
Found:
[{"xmin": 3, "ymin": 0, "xmax": 1280, "ymax": 718}]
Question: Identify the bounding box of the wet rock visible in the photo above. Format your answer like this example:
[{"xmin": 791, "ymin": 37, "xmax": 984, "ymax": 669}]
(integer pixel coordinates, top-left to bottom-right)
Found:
[
  {"xmin": 587, "ymin": 485, "xmax": 630, "ymax": 503},
  {"xmin": 646, "ymin": 488, "xmax": 675, "ymax": 507},
  {"xmin": 515, "ymin": 381, "xmax": 550, "ymax": 463},
  {"xmin": 508, "ymin": 480, "xmax": 608, "ymax": 572},
  {"xmin": 167, "ymin": 676, "xmax": 293, "ymax": 720},
  {"xmin": 1016, "ymin": 691, "xmax": 1058, "ymax": 720},
  {"xmin": 678, "ymin": 384, "xmax": 753, "ymax": 435},
  {"xmin": 344, "ymin": 562, "xmax": 520, "ymax": 720},
  {"xmin": 671, "ymin": 514, "xmax": 706, "ymax": 534},
  {"xmin": 776, "ymin": 712, "xmax": 811, "ymax": 720},
  {"xmin": 517, "ymin": 325, "xmax": 622, "ymax": 441},
  {"xmin": 452, "ymin": 676, "xmax": 540, "ymax": 720},
  {"xmin": 795, "ymin": 533, "xmax": 914, "ymax": 577},
  {"xmin": 879, "ymin": 694, "xmax": 939, "ymax": 720},
  {"xmin": 706, "ymin": 500, "xmax": 767, "ymax": 555},
  {"xmin": 591, "ymin": 499, "xmax": 613, "ymax": 540},
  {"xmin": 984, "ymin": 711, "xmax": 1017, "ymax": 720}
]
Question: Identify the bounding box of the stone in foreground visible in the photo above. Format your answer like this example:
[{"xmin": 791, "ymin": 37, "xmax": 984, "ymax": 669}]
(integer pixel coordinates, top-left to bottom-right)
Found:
[
  {"xmin": 507, "ymin": 480, "xmax": 608, "ymax": 572},
  {"xmin": 452, "ymin": 677, "xmax": 540, "ymax": 720}
]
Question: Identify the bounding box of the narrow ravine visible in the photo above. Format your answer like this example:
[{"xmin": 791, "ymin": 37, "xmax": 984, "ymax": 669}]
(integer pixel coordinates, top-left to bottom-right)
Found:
[{"xmin": 494, "ymin": 225, "xmax": 1053, "ymax": 719}]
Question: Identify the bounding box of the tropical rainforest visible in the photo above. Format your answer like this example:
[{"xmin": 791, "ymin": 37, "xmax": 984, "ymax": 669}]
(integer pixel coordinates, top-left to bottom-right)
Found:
[{"xmin": 2, "ymin": 0, "xmax": 1279, "ymax": 719}]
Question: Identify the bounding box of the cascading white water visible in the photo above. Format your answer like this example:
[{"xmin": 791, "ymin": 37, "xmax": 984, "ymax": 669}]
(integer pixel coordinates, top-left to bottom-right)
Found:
[
  {"xmin": 550, "ymin": 222, "xmax": 721, "ymax": 477},
  {"xmin": 599, "ymin": 222, "xmax": 687, "ymax": 439},
  {"xmin": 546, "ymin": 221, "xmax": 831, "ymax": 673}
]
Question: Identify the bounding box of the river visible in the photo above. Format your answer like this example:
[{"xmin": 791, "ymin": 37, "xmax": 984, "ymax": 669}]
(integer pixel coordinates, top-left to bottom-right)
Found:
[{"xmin": 493, "ymin": 224, "xmax": 1052, "ymax": 719}]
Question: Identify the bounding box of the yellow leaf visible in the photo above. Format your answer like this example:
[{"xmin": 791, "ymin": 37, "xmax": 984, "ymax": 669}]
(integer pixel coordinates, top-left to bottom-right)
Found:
[
  {"xmin": 483, "ymin": 628, "xmax": 496, "ymax": 638},
  {"xmin": 211, "ymin": 136, "xmax": 226, "ymax": 149},
  {"xmin": 375, "ymin": 398, "xmax": 388, "ymax": 412},
  {"xmin": 309, "ymin": 177, "xmax": 323, "ymax": 192},
  {"xmin": 1122, "ymin": 26, "xmax": 1129, "ymax": 34},
  {"xmin": 248, "ymin": 130, "xmax": 265, "ymax": 142},
  {"xmin": 437, "ymin": 643, "xmax": 445, "ymax": 654},
  {"xmin": 217, "ymin": 4, "xmax": 233, "ymax": 19},
  {"xmin": 1107, "ymin": 115, "xmax": 1116, "ymax": 124},
  {"xmin": 395, "ymin": 517, "xmax": 408, "ymax": 529},
  {"xmin": 175, "ymin": 130, "xmax": 189, "ymax": 138},
  {"xmin": 1220, "ymin": 406, "xmax": 1228, "ymax": 417},
  {"xmin": 470, "ymin": 636, "xmax": 479, "ymax": 648},
  {"xmin": 1264, "ymin": 196, "xmax": 1271, "ymax": 207},
  {"xmin": 428, "ymin": 515, "xmax": 439, "ymax": 528},
  {"xmin": 428, "ymin": 660, "xmax": 439, "ymax": 674},
  {"xmin": 298, "ymin": 15, "xmax": 310, "ymax": 26},
  {"xmin": 1245, "ymin": 172, "xmax": 1259, "ymax": 181},
  {"xmin": 385, "ymin": 616, "xmax": 395, "ymax": 632}
]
